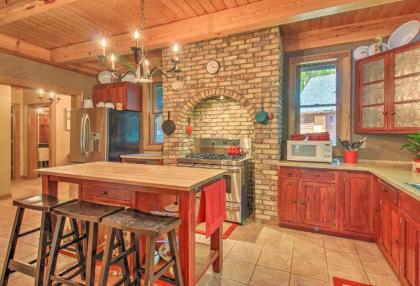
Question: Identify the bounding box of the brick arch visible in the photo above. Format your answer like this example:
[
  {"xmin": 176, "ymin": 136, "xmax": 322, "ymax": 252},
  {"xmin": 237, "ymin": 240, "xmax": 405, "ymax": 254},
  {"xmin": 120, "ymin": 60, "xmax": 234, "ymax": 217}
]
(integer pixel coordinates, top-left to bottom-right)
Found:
[{"xmin": 176, "ymin": 88, "xmax": 254, "ymax": 123}]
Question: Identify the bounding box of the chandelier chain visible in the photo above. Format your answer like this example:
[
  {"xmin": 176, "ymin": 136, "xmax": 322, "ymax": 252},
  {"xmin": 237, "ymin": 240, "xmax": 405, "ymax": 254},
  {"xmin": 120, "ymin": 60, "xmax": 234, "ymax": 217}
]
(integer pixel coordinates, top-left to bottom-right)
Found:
[{"xmin": 140, "ymin": 0, "xmax": 145, "ymax": 52}]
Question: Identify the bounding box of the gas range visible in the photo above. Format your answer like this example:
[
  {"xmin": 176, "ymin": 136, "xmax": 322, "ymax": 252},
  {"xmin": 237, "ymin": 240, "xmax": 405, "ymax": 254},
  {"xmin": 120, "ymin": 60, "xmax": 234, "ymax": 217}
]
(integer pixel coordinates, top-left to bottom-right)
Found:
[
  {"xmin": 176, "ymin": 138, "xmax": 251, "ymax": 224},
  {"xmin": 177, "ymin": 153, "xmax": 249, "ymax": 166}
]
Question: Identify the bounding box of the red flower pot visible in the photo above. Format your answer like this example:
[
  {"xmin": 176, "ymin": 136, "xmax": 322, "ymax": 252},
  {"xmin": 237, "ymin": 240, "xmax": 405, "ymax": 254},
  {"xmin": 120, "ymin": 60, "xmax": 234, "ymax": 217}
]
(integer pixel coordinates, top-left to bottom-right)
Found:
[
  {"xmin": 344, "ymin": 150, "xmax": 358, "ymax": 164},
  {"xmin": 415, "ymin": 158, "xmax": 420, "ymax": 173}
]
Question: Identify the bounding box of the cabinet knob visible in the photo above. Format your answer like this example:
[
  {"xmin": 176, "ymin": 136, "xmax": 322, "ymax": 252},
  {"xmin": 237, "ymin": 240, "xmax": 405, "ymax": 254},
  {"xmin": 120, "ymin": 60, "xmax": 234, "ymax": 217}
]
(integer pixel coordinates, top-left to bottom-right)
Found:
[
  {"xmin": 390, "ymin": 111, "xmax": 396, "ymax": 115},
  {"xmin": 100, "ymin": 191, "xmax": 108, "ymax": 196},
  {"xmin": 382, "ymin": 111, "xmax": 388, "ymax": 115}
]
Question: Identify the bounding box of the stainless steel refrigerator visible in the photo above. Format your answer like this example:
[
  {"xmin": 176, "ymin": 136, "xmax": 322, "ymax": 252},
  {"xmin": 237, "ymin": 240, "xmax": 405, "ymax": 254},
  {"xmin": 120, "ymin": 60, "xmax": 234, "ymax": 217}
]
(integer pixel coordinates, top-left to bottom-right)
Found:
[{"xmin": 69, "ymin": 108, "xmax": 141, "ymax": 163}]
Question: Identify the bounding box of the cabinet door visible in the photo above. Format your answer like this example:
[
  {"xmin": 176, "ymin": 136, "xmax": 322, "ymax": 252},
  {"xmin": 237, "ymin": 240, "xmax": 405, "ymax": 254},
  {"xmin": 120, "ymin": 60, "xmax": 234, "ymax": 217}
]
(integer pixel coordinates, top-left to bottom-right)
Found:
[
  {"xmin": 381, "ymin": 199, "xmax": 401, "ymax": 272},
  {"xmin": 343, "ymin": 173, "xmax": 372, "ymax": 235},
  {"xmin": 278, "ymin": 178, "xmax": 299, "ymax": 222},
  {"xmin": 356, "ymin": 56, "xmax": 388, "ymax": 132},
  {"xmin": 400, "ymin": 214, "xmax": 420, "ymax": 286},
  {"xmin": 299, "ymin": 181, "xmax": 336, "ymax": 230},
  {"xmin": 390, "ymin": 45, "xmax": 420, "ymax": 132}
]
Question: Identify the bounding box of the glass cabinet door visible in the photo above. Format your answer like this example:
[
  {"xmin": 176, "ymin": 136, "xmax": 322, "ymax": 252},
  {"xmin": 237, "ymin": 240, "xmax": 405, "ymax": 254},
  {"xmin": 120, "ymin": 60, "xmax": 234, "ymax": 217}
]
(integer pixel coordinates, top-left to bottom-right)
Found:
[
  {"xmin": 391, "ymin": 46, "xmax": 420, "ymax": 130},
  {"xmin": 359, "ymin": 57, "xmax": 387, "ymax": 130}
]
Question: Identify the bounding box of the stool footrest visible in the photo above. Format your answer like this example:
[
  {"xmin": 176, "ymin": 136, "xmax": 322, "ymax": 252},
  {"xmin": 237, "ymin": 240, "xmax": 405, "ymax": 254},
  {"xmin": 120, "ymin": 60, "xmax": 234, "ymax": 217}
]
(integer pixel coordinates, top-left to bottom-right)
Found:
[
  {"xmin": 110, "ymin": 247, "xmax": 135, "ymax": 265},
  {"xmin": 58, "ymin": 234, "xmax": 87, "ymax": 250},
  {"xmin": 51, "ymin": 275, "xmax": 84, "ymax": 286},
  {"xmin": 56, "ymin": 262, "xmax": 83, "ymax": 278},
  {"xmin": 8, "ymin": 260, "xmax": 35, "ymax": 277},
  {"xmin": 154, "ymin": 258, "xmax": 176, "ymax": 281},
  {"xmin": 17, "ymin": 227, "xmax": 40, "ymax": 238},
  {"xmin": 113, "ymin": 276, "xmax": 128, "ymax": 286}
]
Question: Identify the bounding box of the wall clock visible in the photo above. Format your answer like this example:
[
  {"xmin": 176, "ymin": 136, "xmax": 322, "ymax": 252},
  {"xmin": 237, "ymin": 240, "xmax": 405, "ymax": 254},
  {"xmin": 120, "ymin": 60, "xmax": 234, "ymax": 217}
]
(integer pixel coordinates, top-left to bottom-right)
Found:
[{"xmin": 206, "ymin": 60, "xmax": 220, "ymax": 75}]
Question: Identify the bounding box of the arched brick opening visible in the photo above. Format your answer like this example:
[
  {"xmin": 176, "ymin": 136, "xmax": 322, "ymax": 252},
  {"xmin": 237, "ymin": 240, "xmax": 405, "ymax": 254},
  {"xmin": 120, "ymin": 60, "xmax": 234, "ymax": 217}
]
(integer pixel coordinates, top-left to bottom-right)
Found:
[{"xmin": 176, "ymin": 88, "xmax": 255, "ymax": 125}]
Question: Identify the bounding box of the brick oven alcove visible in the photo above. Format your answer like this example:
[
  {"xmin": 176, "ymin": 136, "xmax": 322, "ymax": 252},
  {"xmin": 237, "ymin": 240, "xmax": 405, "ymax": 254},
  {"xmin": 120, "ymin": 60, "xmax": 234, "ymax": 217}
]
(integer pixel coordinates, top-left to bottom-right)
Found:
[{"xmin": 162, "ymin": 27, "xmax": 283, "ymax": 223}]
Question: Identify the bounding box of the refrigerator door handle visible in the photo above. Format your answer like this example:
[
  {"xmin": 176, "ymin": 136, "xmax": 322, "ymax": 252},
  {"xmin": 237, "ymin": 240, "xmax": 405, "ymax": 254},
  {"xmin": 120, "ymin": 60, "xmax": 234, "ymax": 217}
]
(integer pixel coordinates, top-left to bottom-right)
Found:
[
  {"xmin": 80, "ymin": 113, "xmax": 86, "ymax": 154},
  {"xmin": 85, "ymin": 113, "xmax": 92, "ymax": 153}
]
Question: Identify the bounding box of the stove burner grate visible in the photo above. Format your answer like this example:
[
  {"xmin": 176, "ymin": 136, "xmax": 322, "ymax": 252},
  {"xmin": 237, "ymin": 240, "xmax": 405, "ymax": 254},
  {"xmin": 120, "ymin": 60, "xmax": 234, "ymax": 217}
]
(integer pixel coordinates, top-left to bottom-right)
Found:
[{"xmin": 185, "ymin": 153, "xmax": 244, "ymax": 161}]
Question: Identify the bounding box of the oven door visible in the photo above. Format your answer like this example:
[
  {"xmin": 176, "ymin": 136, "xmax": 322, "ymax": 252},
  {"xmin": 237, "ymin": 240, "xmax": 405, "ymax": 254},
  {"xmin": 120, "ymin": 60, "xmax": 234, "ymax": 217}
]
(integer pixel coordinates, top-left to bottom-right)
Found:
[{"xmin": 191, "ymin": 164, "xmax": 241, "ymax": 204}]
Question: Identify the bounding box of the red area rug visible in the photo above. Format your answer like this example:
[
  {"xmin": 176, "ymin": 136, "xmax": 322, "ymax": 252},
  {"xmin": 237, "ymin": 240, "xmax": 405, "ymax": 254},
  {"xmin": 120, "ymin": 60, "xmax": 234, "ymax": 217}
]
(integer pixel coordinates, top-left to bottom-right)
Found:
[{"xmin": 333, "ymin": 277, "xmax": 372, "ymax": 286}]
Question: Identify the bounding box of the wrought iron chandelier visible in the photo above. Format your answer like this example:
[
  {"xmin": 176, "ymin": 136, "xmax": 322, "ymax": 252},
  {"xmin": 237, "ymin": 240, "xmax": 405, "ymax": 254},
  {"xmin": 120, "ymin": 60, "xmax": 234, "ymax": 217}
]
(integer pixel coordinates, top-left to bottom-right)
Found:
[{"xmin": 97, "ymin": 0, "xmax": 183, "ymax": 89}]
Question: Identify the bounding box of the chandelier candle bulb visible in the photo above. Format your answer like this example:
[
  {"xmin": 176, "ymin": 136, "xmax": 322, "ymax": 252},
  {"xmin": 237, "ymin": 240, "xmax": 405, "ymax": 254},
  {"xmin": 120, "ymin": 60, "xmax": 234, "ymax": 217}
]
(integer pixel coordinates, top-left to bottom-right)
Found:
[
  {"xmin": 100, "ymin": 38, "xmax": 107, "ymax": 56},
  {"xmin": 110, "ymin": 53, "xmax": 115, "ymax": 70},
  {"xmin": 134, "ymin": 30, "xmax": 139, "ymax": 47}
]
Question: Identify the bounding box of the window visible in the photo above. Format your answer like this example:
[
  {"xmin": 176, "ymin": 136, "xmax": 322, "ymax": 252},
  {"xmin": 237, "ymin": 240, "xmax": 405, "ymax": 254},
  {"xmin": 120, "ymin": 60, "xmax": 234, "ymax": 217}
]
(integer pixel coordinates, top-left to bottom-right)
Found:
[
  {"xmin": 288, "ymin": 51, "xmax": 351, "ymax": 149},
  {"xmin": 148, "ymin": 82, "xmax": 164, "ymax": 145},
  {"xmin": 296, "ymin": 62, "xmax": 337, "ymax": 145}
]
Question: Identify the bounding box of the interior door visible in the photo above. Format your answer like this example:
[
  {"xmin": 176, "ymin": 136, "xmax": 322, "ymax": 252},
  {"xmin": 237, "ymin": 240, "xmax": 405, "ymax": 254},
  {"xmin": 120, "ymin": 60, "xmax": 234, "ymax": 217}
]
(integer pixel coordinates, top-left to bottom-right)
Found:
[
  {"xmin": 390, "ymin": 45, "xmax": 420, "ymax": 131},
  {"xmin": 299, "ymin": 180, "xmax": 336, "ymax": 230}
]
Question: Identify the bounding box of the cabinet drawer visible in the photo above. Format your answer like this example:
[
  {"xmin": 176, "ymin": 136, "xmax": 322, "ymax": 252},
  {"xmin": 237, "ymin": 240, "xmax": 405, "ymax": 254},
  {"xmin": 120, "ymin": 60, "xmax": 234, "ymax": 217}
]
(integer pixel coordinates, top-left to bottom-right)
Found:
[
  {"xmin": 281, "ymin": 168, "xmax": 299, "ymax": 178},
  {"xmin": 300, "ymin": 169, "xmax": 336, "ymax": 181},
  {"xmin": 379, "ymin": 180, "xmax": 399, "ymax": 206},
  {"xmin": 81, "ymin": 185, "xmax": 131, "ymax": 206}
]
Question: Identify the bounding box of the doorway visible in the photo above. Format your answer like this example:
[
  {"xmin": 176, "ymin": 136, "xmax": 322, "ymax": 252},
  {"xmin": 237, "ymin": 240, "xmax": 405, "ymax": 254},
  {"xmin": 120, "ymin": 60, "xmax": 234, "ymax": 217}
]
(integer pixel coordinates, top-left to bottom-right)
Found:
[
  {"xmin": 11, "ymin": 104, "xmax": 20, "ymax": 180},
  {"xmin": 27, "ymin": 104, "xmax": 51, "ymax": 178}
]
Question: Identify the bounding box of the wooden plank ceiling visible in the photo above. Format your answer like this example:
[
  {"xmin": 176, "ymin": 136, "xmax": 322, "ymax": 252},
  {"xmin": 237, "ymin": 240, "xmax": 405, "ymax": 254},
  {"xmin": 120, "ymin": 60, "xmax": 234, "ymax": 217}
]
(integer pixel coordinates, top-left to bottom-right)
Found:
[{"xmin": 0, "ymin": 0, "xmax": 417, "ymax": 76}]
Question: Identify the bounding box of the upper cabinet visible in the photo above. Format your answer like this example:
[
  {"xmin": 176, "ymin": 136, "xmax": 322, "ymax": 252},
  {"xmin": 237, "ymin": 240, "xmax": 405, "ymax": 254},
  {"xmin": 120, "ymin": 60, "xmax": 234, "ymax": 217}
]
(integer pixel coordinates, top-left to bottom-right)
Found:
[
  {"xmin": 355, "ymin": 42, "xmax": 420, "ymax": 134},
  {"xmin": 92, "ymin": 82, "xmax": 142, "ymax": 112}
]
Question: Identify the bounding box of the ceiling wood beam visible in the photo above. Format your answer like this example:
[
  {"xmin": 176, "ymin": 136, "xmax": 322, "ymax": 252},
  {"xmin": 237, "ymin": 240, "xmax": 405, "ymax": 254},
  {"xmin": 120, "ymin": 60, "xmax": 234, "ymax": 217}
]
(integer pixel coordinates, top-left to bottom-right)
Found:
[
  {"xmin": 0, "ymin": 32, "xmax": 51, "ymax": 62},
  {"xmin": 282, "ymin": 13, "xmax": 420, "ymax": 52},
  {"xmin": 0, "ymin": 0, "xmax": 80, "ymax": 26},
  {"xmin": 50, "ymin": 0, "xmax": 403, "ymax": 64}
]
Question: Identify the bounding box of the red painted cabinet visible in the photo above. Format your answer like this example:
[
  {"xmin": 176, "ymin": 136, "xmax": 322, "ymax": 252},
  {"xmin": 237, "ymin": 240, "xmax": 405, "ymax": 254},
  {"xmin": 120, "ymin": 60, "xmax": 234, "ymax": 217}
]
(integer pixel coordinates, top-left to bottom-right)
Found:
[
  {"xmin": 92, "ymin": 82, "xmax": 142, "ymax": 112},
  {"xmin": 400, "ymin": 214, "xmax": 420, "ymax": 286},
  {"xmin": 299, "ymin": 180, "xmax": 336, "ymax": 230},
  {"xmin": 342, "ymin": 172, "xmax": 372, "ymax": 236},
  {"xmin": 355, "ymin": 41, "xmax": 420, "ymax": 134},
  {"xmin": 380, "ymin": 197, "xmax": 401, "ymax": 272},
  {"xmin": 278, "ymin": 178, "xmax": 299, "ymax": 223},
  {"xmin": 278, "ymin": 168, "xmax": 337, "ymax": 232}
]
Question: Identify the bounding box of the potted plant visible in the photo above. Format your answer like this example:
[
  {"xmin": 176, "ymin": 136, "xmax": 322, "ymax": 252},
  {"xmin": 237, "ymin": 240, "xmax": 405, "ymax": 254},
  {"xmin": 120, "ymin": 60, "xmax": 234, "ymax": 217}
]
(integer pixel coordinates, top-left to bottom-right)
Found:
[
  {"xmin": 338, "ymin": 137, "xmax": 367, "ymax": 164},
  {"xmin": 402, "ymin": 133, "xmax": 420, "ymax": 173}
]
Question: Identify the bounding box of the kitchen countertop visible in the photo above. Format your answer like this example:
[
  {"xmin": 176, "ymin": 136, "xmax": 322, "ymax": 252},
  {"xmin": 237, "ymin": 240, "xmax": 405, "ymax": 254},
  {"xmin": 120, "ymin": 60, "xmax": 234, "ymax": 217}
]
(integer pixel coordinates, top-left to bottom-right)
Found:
[
  {"xmin": 278, "ymin": 160, "xmax": 420, "ymax": 200},
  {"xmin": 37, "ymin": 161, "xmax": 226, "ymax": 191},
  {"xmin": 120, "ymin": 153, "xmax": 163, "ymax": 160}
]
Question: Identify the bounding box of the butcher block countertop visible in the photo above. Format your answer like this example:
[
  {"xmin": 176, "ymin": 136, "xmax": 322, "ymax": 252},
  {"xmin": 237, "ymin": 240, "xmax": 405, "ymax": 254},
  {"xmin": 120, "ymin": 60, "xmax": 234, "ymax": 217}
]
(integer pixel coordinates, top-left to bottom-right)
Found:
[
  {"xmin": 278, "ymin": 160, "xmax": 420, "ymax": 201},
  {"xmin": 37, "ymin": 162, "xmax": 227, "ymax": 191}
]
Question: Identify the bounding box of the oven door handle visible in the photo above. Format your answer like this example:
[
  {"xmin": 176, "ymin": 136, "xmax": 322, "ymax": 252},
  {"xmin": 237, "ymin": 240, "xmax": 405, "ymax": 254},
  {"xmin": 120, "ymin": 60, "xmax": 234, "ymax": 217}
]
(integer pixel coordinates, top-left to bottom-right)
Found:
[{"xmin": 226, "ymin": 204, "xmax": 240, "ymax": 211}]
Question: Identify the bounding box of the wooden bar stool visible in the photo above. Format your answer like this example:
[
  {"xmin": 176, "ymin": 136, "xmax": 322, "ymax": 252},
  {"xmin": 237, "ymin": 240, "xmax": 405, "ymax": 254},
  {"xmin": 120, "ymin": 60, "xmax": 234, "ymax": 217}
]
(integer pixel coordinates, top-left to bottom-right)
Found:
[
  {"xmin": 98, "ymin": 209, "xmax": 183, "ymax": 286},
  {"xmin": 0, "ymin": 195, "xmax": 77, "ymax": 286},
  {"xmin": 44, "ymin": 200, "xmax": 124, "ymax": 286}
]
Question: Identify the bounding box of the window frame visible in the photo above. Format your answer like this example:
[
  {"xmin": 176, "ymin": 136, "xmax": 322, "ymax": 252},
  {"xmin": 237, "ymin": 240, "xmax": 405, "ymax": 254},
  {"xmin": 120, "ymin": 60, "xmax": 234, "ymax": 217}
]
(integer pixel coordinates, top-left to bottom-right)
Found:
[
  {"xmin": 143, "ymin": 82, "xmax": 163, "ymax": 151},
  {"xmin": 288, "ymin": 51, "xmax": 351, "ymax": 149},
  {"xmin": 296, "ymin": 61, "xmax": 338, "ymax": 136}
]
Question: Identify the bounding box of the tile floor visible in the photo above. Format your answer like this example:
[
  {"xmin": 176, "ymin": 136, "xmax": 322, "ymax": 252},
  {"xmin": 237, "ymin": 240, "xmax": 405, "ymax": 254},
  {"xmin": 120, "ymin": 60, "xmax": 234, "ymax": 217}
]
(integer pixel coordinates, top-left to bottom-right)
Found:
[{"xmin": 0, "ymin": 178, "xmax": 401, "ymax": 286}]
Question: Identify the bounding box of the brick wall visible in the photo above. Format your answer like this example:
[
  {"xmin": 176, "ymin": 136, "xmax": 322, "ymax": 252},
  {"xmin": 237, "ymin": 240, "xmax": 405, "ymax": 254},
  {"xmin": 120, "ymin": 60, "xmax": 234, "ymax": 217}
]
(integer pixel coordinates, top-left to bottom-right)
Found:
[{"xmin": 161, "ymin": 27, "xmax": 283, "ymax": 224}]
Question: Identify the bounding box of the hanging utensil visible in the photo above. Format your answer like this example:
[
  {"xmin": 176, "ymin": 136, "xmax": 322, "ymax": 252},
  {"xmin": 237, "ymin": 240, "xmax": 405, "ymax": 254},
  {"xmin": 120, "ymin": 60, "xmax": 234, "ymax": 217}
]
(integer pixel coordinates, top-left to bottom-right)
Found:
[
  {"xmin": 256, "ymin": 99, "xmax": 269, "ymax": 124},
  {"xmin": 185, "ymin": 117, "xmax": 193, "ymax": 135},
  {"xmin": 162, "ymin": 111, "xmax": 176, "ymax": 136}
]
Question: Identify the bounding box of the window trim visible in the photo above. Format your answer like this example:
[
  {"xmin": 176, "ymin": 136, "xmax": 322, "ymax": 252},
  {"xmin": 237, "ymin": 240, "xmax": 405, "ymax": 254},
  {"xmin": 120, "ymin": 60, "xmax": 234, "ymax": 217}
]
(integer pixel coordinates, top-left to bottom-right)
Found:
[
  {"xmin": 288, "ymin": 51, "xmax": 351, "ymax": 144},
  {"xmin": 142, "ymin": 82, "xmax": 163, "ymax": 151}
]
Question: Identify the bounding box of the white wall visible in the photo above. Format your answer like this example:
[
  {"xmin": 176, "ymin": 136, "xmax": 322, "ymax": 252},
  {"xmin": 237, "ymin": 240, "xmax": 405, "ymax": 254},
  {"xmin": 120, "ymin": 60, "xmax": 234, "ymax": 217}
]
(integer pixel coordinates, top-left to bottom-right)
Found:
[
  {"xmin": 0, "ymin": 85, "xmax": 12, "ymax": 197},
  {"xmin": 55, "ymin": 96, "xmax": 71, "ymax": 166}
]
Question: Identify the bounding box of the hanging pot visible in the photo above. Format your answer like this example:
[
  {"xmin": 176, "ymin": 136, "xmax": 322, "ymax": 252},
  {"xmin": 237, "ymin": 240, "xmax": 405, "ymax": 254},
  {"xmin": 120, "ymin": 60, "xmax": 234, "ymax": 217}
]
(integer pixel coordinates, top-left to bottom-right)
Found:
[
  {"xmin": 162, "ymin": 111, "xmax": 176, "ymax": 136},
  {"xmin": 256, "ymin": 100, "xmax": 269, "ymax": 124},
  {"xmin": 185, "ymin": 117, "xmax": 193, "ymax": 135}
]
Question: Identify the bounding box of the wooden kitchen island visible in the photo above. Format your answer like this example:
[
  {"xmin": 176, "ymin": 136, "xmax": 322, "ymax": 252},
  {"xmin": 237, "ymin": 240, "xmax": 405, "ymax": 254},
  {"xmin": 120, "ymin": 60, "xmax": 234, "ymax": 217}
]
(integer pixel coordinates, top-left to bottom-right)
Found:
[{"xmin": 37, "ymin": 162, "xmax": 227, "ymax": 286}]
